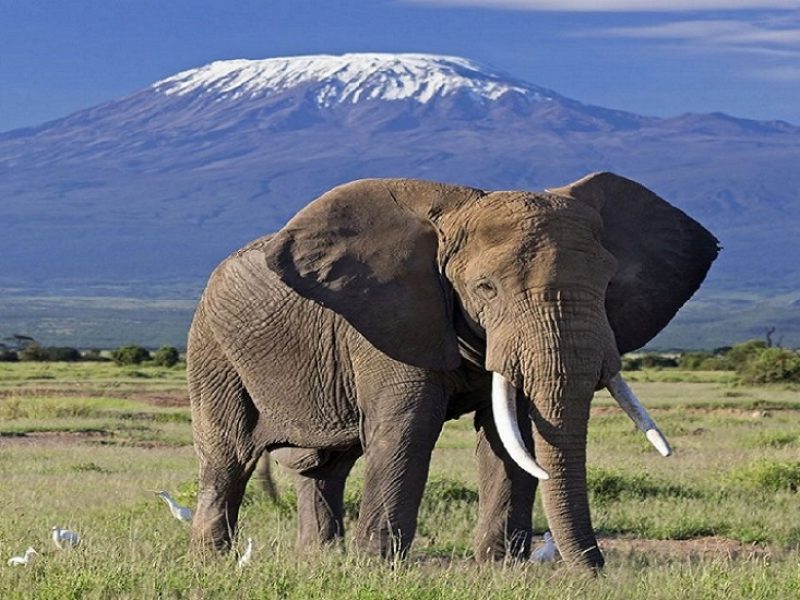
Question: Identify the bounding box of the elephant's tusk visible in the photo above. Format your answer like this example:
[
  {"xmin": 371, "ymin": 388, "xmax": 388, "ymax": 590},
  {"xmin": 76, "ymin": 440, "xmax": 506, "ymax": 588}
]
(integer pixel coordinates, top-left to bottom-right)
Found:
[
  {"xmin": 491, "ymin": 372, "xmax": 550, "ymax": 480},
  {"xmin": 606, "ymin": 374, "xmax": 672, "ymax": 457}
]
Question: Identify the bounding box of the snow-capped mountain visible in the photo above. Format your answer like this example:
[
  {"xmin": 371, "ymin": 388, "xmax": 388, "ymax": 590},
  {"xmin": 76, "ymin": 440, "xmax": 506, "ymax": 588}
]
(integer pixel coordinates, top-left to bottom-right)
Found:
[
  {"xmin": 1, "ymin": 53, "xmax": 798, "ymax": 348},
  {"xmin": 154, "ymin": 54, "xmax": 540, "ymax": 105}
]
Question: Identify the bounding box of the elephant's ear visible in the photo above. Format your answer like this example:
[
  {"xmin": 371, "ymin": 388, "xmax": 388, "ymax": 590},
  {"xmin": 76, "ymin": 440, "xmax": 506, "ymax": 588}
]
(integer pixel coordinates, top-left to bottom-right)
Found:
[
  {"xmin": 549, "ymin": 172, "xmax": 720, "ymax": 353},
  {"xmin": 264, "ymin": 179, "xmax": 461, "ymax": 370}
]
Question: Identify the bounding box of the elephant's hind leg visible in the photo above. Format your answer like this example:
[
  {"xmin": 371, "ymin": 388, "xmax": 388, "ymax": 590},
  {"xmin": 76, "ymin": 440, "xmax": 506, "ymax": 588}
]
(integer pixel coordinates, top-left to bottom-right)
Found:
[
  {"xmin": 187, "ymin": 318, "xmax": 261, "ymax": 554},
  {"xmin": 283, "ymin": 447, "xmax": 361, "ymax": 549}
]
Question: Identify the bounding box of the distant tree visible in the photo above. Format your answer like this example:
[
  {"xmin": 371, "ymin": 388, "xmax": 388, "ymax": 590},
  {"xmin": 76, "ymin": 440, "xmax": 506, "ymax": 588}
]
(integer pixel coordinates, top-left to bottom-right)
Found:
[
  {"xmin": 4, "ymin": 334, "xmax": 37, "ymax": 351},
  {"xmin": 152, "ymin": 346, "xmax": 180, "ymax": 367},
  {"xmin": 111, "ymin": 345, "xmax": 151, "ymax": 365},
  {"xmin": 18, "ymin": 343, "xmax": 45, "ymax": 361}
]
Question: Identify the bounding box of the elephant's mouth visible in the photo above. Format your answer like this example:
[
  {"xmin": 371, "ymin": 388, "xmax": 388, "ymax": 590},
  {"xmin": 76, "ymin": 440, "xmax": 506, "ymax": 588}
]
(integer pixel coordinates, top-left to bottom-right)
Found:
[
  {"xmin": 490, "ymin": 371, "xmax": 672, "ymax": 481},
  {"xmin": 453, "ymin": 301, "xmax": 487, "ymax": 368}
]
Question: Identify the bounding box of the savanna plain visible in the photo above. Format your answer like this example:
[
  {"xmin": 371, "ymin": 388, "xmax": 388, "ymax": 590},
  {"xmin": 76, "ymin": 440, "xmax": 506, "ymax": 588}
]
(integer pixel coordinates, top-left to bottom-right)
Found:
[{"xmin": 1, "ymin": 362, "xmax": 799, "ymax": 599}]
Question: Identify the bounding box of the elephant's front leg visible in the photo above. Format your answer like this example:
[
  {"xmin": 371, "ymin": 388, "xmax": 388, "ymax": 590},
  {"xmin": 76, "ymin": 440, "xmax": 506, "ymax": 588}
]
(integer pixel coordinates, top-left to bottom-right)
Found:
[
  {"xmin": 354, "ymin": 368, "xmax": 447, "ymax": 558},
  {"xmin": 472, "ymin": 400, "xmax": 538, "ymax": 562}
]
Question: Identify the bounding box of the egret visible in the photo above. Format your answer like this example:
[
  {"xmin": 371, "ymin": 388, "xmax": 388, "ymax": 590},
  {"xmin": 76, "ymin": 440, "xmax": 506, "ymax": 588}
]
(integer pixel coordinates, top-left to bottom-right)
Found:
[
  {"xmin": 531, "ymin": 531, "xmax": 558, "ymax": 563},
  {"xmin": 51, "ymin": 526, "xmax": 80, "ymax": 549},
  {"xmin": 7, "ymin": 547, "xmax": 37, "ymax": 566},
  {"xmin": 152, "ymin": 490, "xmax": 193, "ymax": 522},
  {"xmin": 237, "ymin": 537, "xmax": 254, "ymax": 568}
]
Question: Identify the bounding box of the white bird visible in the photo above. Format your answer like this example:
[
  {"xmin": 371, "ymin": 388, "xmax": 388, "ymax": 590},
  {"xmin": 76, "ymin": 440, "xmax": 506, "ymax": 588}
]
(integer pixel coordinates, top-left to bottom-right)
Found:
[
  {"xmin": 237, "ymin": 537, "xmax": 253, "ymax": 568},
  {"xmin": 531, "ymin": 530, "xmax": 558, "ymax": 563},
  {"xmin": 7, "ymin": 547, "xmax": 37, "ymax": 566},
  {"xmin": 153, "ymin": 490, "xmax": 193, "ymax": 522},
  {"xmin": 51, "ymin": 526, "xmax": 80, "ymax": 549}
]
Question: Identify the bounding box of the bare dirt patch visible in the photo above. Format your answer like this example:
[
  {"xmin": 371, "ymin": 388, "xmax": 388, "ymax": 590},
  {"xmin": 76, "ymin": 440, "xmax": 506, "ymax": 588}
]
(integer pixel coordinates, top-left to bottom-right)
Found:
[
  {"xmin": 0, "ymin": 387, "xmax": 189, "ymax": 407},
  {"xmin": 0, "ymin": 429, "xmax": 110, "ymax": 447},
  {"xmin": 599, "ymin": 535, "xmax": 772, "ymax": 561},
  {"xmin": 0, "ymin": 429, "xmax": 188, "ymax": 449},
  {"xmin": 415, "ymin": 536, "xmax": 773, "ymax": 569},
  {"xmin": 122, "ymin": 390, "xmax": 189, "ymax": 407},
  {"xmin": 591, "ymin": 405, "xmax": 798, "ymax": 418}
]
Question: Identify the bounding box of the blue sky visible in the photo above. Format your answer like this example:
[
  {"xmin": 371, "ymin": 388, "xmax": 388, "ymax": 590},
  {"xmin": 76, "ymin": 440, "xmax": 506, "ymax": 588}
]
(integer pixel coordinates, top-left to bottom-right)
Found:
[{"xmin": 1, "ymin": 0, "xmax": 799, "ymax": 131}]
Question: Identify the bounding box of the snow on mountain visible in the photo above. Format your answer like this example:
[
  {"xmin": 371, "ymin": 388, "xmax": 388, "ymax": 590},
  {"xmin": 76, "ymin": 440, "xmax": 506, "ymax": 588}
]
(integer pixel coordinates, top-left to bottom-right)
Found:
[{"xmin": 153, "ymin": 54, "xmax": 546, "ymax": 106}]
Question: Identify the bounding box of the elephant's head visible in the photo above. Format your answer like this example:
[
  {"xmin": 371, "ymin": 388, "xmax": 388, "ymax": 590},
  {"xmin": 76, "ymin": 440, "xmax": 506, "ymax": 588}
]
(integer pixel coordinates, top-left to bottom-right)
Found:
[{"xmin": 265, "ymin": 173, "xmax": 719, "ymax": 569}]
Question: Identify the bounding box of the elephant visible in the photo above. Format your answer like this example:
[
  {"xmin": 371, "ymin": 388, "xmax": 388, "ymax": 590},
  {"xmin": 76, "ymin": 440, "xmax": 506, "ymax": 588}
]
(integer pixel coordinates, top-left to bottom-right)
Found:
[{"xmin": 186, "ymin": 172, "xmax": 718, "ymax": 569}]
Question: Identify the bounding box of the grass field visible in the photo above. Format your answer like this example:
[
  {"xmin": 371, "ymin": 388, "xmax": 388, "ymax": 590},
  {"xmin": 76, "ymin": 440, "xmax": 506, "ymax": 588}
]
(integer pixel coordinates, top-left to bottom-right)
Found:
[{"xmin": 1, "ymin": 363, "xmax": 799, "ymax": 599}]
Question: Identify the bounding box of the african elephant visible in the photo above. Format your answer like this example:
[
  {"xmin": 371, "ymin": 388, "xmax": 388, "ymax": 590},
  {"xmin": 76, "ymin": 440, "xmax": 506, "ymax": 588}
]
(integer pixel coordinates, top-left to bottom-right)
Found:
[{"xmin": 187, "ymin": 173, "xmax": 718, "ymax": 569}]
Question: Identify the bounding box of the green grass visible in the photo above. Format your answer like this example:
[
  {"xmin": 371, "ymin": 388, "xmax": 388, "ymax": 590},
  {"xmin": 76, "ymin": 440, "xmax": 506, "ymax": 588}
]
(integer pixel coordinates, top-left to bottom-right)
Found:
[{"xmin": 1, "ymin": 362, "xmax": 799, "ymax": 598}]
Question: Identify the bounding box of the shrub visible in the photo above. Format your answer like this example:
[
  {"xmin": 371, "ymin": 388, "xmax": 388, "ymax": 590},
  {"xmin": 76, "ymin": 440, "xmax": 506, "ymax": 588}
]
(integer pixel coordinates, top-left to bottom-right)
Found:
[
  {"xmin": 621, "ymin": 356, "xmax": 642, "ymax": 371},
  {"xmin": 622, "ymin": 354, "xmax": 678, "ymax": 371},
  {"xmin": 111, "ymin": 345, "xmax": 151, "ymax": 365},
  {"xmin": 679, "ymin": 351, "xmax": 716, "ymax": 370},
  {"xmin": 18, "ymin": 345, "xmax": 81, "ymax": 361},
  {"xmin": 44, "ymin": 346, "xmax": 82, "ymax": 361},
  {"xmin": 725, "ymin": 339, "xmax": 767, "ymax": 370},
  {"xmin": 728, "ymin": 459, "xmax": 800, "ymax": 492},
  {"xmin": 639, "ymin": 354, "xmax": 679, "ymax": 369},
  {"xmin": 0, "ymin": 348, "xmax": 18, "ymax": 362},
  {"xmin": 82, "ymin": 348, "xmax": 108, "ymax": 362},
  {"xmin": 152, "ymin": 346, "xmax": 180, "ymax": 367},
  {"xmin": 739, "ymin": 347, "xmax": 800, "ymax": 384},
  {"xmin": 697, "ymin": 356, "xmax": 731, "ymax": 371}
]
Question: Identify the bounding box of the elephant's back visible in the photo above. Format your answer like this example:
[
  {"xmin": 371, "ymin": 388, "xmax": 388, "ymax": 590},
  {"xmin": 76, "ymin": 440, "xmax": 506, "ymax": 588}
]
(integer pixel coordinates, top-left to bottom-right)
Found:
[{"xmin": 201, "ymin": 236, "xmax": 318, "ymax": 352}]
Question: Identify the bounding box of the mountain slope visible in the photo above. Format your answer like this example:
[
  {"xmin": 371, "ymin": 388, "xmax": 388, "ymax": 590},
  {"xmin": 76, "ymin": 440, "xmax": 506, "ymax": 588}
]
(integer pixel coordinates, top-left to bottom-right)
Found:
[{"xmin": 1, "ymin": 53, "xmax": 798, "ymax": 348}]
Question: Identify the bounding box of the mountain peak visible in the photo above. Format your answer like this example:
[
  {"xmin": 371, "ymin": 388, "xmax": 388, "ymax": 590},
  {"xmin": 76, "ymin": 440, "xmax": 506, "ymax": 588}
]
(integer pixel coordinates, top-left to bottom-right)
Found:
[{"xmin": 152, "ymin": 53, "xmax": 551, "ymax": 106}]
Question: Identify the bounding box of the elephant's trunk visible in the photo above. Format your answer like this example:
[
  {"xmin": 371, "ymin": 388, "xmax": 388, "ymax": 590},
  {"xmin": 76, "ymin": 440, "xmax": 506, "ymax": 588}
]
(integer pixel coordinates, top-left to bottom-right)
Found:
[
  {"xmin": 526, "ymin": 299, "xmax": 609, "ymax": 569},
  {"xmin": 487, "ymin": 293, "xmax": 615, "ymax": 569},
  {"xmin": 529, "ymin": 374, "xmax": 603, "ymax": 569}
]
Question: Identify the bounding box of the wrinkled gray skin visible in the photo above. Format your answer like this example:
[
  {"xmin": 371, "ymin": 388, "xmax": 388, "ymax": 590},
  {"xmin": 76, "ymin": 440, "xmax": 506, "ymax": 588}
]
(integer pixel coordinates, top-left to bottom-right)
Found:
[{"xmin": 187, "ymin": 172, "xmax": 718, "ymax": 569}]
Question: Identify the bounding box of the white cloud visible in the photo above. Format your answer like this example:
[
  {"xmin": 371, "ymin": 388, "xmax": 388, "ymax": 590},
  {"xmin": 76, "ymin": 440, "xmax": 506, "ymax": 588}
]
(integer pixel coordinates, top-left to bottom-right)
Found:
[
  {"xmin": 583, "ymin": 17, "xmax": 800, "ymax": 55},
  {"xmin": 750, "ymin": 65, "xmax": 800, "ymax": 80},
  {"xmin": 404, "ymin": 0, "xmax": 800, "ymax": 12}
]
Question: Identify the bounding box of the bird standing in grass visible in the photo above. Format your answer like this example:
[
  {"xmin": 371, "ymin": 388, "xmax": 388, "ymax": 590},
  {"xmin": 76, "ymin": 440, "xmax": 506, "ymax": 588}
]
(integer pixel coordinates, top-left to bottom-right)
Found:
[
  {"xmin": 237, "ymin": 537, "xmax": 254, "ymax": 568},
  {"xmin": 7, "ymin": 547, "xmax": 37, "ymax": 566},
  {"xmin": 153, "ymin": 490, "xmax": 193, "ymax": 522},
  {"xmin": 51, "ymin": 527, "xmax": 80, "ymax": 549},
  {"xmin": 531, "ymin": 531, "xmax": 558, "ymax": 563}
]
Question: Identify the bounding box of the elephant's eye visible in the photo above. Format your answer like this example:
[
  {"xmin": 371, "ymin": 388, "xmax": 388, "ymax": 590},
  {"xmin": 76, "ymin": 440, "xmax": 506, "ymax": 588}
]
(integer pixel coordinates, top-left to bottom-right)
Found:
[{"xmin": 474, "ymin": 279, "xmax": 497, "ymax": 300}]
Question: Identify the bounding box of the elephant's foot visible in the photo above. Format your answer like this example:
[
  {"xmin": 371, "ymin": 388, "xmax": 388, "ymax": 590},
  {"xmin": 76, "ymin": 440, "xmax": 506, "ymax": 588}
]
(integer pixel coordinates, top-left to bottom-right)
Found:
[
  {"xmin": 353, "ymin": 527, "xmax": 414, "ymax": 561},
  {"xmin": 189, "ymin": 513, "xmax": 233, "ymax": 556},
  {"xmin": 190, "ymin": 470, "xmax": 252, "ymax": 556},
  {"xmin": 473, "ymin": 528, "xmax": 534, "ymax": 563}
]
